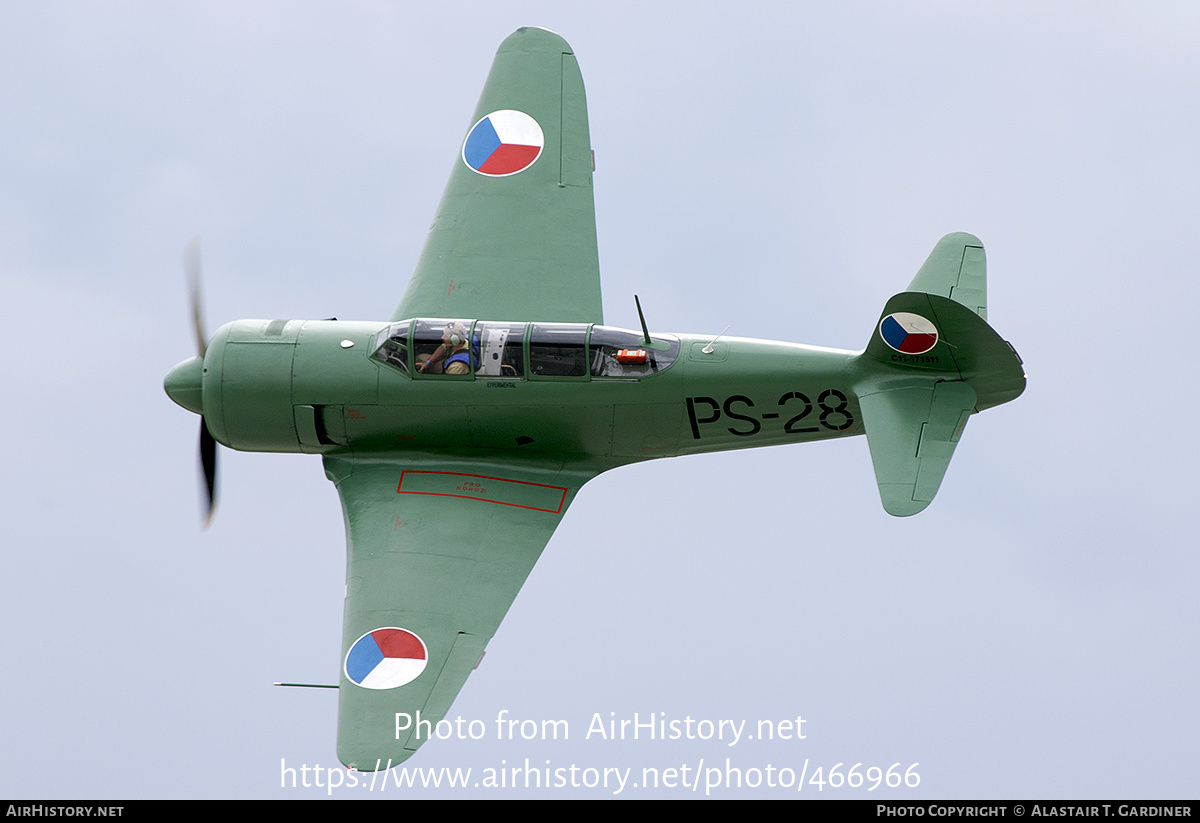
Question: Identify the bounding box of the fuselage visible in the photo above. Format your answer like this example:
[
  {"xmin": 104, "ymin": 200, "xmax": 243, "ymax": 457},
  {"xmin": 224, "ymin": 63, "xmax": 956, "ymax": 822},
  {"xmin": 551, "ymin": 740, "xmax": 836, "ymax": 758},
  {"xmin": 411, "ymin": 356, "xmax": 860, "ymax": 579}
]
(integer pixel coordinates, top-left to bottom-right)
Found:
[{"xmin": 167, "ymin": 318, "xmax": 868, "ymax": 472}]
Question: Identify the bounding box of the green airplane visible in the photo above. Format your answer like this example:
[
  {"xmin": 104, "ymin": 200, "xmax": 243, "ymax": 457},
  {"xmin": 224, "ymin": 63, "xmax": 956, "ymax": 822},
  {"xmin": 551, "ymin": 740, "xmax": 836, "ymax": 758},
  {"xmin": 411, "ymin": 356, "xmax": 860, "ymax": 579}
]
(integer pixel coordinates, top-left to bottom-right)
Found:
[{"xmin": 164, "ymin": 27, "xmax": 1024, "ymax": 770}]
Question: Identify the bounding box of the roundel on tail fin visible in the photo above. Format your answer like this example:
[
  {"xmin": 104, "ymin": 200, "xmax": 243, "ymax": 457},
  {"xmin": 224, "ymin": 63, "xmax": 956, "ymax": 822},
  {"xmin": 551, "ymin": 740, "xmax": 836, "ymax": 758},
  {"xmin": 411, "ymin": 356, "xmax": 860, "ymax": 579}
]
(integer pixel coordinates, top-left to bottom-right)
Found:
[{"xmin": 879, "ymin": 312, "xmax": 938, "ymax": 354}]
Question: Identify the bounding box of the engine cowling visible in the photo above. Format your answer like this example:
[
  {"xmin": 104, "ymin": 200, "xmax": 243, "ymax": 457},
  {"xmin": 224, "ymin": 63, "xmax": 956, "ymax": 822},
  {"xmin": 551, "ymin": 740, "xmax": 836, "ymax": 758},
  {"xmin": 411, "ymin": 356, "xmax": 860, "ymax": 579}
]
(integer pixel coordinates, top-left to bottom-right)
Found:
[{"xmin": 166, "ymin": 319, "xmax": 384, "ymax": 453}]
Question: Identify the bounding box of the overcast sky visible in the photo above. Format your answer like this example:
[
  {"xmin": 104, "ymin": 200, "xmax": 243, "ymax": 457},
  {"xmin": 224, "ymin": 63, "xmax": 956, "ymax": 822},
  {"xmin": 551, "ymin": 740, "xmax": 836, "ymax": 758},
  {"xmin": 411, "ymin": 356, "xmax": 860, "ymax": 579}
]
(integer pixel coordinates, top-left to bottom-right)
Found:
[{"xmin": 2, "ymin": 1, "xmax": 1197, "ymax": 799}]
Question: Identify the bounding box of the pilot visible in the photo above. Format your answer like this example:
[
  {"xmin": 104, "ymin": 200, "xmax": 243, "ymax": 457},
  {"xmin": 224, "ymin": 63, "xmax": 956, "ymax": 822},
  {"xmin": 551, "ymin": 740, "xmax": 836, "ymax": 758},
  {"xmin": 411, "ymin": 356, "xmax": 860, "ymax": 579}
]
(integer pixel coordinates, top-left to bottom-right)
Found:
[{"xmin": 417, "ymin": 322, "xmax": 479, "ymax": 375}]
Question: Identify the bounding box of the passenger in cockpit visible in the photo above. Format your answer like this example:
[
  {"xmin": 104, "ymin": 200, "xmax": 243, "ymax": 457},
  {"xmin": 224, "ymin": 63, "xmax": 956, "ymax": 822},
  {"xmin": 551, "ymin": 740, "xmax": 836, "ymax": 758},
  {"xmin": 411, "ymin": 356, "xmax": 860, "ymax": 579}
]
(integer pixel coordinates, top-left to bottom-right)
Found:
[{"xmin": 417, "ymin": 322, "xmax": 479, "ymax": 375}]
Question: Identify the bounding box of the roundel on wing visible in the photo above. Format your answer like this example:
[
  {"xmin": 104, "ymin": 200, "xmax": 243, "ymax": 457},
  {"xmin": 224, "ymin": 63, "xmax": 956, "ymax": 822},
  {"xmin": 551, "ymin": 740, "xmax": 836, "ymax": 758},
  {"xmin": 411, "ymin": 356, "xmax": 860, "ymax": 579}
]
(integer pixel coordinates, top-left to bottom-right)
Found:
[
  {"xmin": 879, "ymin": 312, "xmax": 939, "ymax": 354},
  {"xmin": 462, "ymin": 110, "xmax": 544, "ymax": 176},
  {"xmin": 344, "ymin": 627, "xmax": 428, "ymax": 690}
]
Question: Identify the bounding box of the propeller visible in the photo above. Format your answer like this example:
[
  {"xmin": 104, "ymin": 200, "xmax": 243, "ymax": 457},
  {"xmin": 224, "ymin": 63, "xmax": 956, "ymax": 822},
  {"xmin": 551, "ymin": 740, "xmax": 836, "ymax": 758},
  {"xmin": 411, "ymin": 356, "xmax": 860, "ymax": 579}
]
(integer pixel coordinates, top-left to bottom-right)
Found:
[{"xmin": 184, "ymin": 237, "xmax": 218, "ymax": 527}]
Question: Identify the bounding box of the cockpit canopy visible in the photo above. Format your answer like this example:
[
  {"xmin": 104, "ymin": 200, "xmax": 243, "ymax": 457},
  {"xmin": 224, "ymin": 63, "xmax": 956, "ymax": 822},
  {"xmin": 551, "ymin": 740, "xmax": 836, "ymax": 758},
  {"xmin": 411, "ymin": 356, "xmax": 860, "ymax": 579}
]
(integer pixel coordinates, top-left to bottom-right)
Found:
[{"xmin": 371, "ymin": 319, "xmax": 680, "ymax": 380}]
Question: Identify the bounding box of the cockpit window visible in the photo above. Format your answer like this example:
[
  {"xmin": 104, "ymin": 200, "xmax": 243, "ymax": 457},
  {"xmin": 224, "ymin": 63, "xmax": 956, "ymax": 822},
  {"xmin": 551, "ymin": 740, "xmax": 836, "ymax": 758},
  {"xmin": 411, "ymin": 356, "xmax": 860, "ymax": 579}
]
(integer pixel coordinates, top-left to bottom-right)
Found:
[
  {"xmin": 474, "ymin": 322, "xmax": 525, "ymax": 379},
  {"xmin": 370, "ymin": 321, "xmax": 411, "ymax": 373},
  {"xmin": 589, "ymin": 326, "xmax": 680, "ymax": 378},
  {"xmin": 529, "ymin": 324, "xmax": 588, "ymax": 378},
  {"xmin": 374, "ymin": 320, "xmax": 679, "ymax": 381}
]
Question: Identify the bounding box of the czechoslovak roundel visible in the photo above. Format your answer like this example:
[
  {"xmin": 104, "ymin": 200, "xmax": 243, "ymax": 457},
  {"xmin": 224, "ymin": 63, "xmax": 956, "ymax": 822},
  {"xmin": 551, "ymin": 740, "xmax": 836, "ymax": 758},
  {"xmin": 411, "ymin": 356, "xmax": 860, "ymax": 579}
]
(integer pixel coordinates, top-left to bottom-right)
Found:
[
  {"xmin": 344, "ymin": 627, "xmax": 428, "ymax": 689},
  {"xmin": 879, "ymin": 312, "xmax": 939, "ymax": 355},
  {"xmin": 462, "ymin": 110, "xmax": 544, "ymax": 176}
]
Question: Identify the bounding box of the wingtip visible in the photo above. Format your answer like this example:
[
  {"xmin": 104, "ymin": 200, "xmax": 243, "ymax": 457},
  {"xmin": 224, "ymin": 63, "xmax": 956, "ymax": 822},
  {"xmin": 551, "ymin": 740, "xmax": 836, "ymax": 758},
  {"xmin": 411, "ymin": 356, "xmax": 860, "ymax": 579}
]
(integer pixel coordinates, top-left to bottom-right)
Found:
[
  {"xmin": 938, "ymin": 231, "xmax": 984, "ymax": 248},
  {"xmin": 501, "ymin": 26, "xmax": 572, "ymax": 54},
  {"xmin": 338, "ymin": 749, "xmax": 418, "ymax": 773}
]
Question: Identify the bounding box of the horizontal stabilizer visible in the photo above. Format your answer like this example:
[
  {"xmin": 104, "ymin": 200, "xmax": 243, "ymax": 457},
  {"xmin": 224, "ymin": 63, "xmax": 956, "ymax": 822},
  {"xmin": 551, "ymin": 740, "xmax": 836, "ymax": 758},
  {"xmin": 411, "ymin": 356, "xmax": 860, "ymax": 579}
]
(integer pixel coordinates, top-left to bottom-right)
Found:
[
  {"xmin": 907, "ymin": 232, "xmax": 987, "ymax": 320},
  {"xmin": 859, "ymin": 380, "xmax": 977, "ymax": 516}
]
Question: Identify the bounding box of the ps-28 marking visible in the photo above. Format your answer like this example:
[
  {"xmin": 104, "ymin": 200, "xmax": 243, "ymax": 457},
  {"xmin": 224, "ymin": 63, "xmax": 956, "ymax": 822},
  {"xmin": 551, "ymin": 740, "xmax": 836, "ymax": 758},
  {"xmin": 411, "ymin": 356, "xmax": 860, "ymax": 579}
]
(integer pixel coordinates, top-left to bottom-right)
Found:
[{"xmin": 685, "ymin": 390, "xmax": 855, "ymax": 439}]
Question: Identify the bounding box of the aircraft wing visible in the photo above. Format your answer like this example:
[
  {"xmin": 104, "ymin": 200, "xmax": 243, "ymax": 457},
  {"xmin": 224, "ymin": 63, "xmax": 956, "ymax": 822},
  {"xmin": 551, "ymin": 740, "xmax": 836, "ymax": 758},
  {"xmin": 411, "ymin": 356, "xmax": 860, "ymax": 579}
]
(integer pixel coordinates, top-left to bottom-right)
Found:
[
  {"xmin": 390, "ymin": 27, "xmax": 603, "ymax": 324},
  {"xmin": 323, "ymin": 452, "xmax": 595, "ymax": 769}
]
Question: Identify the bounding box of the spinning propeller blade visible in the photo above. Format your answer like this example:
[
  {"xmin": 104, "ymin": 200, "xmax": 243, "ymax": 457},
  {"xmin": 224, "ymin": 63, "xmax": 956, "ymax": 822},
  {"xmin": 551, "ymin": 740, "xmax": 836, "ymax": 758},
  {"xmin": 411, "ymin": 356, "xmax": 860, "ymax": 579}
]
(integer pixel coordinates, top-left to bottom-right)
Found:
[{"xmin": 184, "ymin": 237, "xmax": 218, "ymax": 526}]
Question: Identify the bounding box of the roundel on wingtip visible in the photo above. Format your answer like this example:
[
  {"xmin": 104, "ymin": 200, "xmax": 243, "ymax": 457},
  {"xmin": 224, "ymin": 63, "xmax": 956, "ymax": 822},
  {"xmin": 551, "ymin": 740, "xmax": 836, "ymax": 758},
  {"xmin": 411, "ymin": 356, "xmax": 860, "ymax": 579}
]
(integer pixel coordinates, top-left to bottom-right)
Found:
[
  {"xmin": 344, "ymin": 627, "xmax": 428, "ymax": 690},
  {"xmin": 462, "ymin": 110, "xmax": 544, "ymax": 176}
]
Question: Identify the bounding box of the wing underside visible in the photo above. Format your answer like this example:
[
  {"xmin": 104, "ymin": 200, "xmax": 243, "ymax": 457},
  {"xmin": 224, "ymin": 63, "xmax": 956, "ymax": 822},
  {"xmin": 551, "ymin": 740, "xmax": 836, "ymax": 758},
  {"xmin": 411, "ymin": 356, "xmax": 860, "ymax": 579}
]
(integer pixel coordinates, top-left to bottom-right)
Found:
[
  {"xmin": 330, "ymin": 28, "xmax": 607, "ymax": 769},
  {"xmin": 324, "ymin": 452, "xmax": 594, "ymax": 769},
  {"xmin": 391, "ymin": 27, "xmax": 602, "ymax": 324}
]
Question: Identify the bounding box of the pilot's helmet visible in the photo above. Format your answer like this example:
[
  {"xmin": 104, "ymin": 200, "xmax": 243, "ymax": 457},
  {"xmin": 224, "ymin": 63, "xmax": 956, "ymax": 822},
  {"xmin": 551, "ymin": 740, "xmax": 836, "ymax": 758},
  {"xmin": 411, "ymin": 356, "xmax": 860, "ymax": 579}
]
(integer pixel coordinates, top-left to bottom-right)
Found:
[{"xmin": 445, "ymin": 322, "xmax": 469, "ymax": 346}]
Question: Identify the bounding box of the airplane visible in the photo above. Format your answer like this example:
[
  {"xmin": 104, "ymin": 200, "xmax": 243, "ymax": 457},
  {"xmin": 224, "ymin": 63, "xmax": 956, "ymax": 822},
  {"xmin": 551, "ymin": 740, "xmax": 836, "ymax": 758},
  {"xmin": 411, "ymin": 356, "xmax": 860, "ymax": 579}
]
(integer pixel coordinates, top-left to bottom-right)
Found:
[{"xmin": 164, "ymin": 26, "xmax": 1025, "ymax": 771}]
